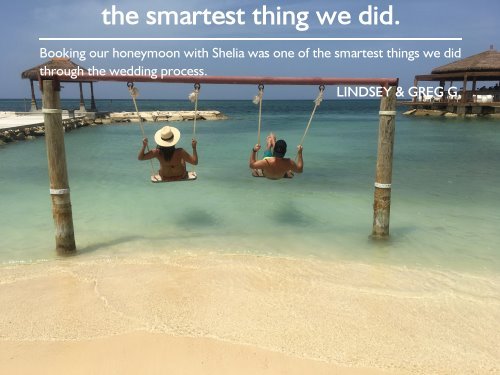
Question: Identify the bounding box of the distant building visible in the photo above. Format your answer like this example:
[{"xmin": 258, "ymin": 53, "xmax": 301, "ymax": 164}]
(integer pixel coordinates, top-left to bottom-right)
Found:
[{"xmin": 403, "ymin": 47, "xmax": 499, "ymax": 117}]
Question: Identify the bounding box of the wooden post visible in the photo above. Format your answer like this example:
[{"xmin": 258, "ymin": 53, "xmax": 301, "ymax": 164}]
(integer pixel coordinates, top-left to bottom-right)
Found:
[
  {"xmin": 461, "ymin": 75, "xmax": 468, "ymax": 103},
  {"xmin": 30, "ymin": 80, "xmax": 38, "ymax": 111},
  {"xmin": 79, "ymin": 82, "xmax": 86, "ymax": 112},
  {"xmin": 41, "ymin": 79, "xmax": 76, "ymax": 255},
  {"xmin": 372, "ymin": 84, "xmax": 397, "ymax": 238},
  {"xmin": 413, "ymin": 78, "xmax": 418, "ymax": 103},
  {"xmin": 90, "ymin": 82, "xmax": 97, "ymax": 111}
]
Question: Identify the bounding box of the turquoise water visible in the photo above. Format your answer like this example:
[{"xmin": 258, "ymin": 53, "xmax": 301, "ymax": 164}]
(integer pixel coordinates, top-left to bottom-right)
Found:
[{"xmin": 1, "ymin": 99, "xmax": 499, "ymax": 273}]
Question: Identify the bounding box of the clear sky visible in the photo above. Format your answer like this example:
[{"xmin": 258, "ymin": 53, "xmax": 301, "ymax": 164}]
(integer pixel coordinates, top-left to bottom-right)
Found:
[{"xmin": 1, "ymin": 0, "xmax": 498, "ymax": 99}]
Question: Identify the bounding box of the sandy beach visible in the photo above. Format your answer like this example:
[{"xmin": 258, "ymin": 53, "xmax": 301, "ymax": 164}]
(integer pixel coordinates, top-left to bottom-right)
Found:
[
  {"xmin": 0, "ymin": 332, "xmax": 388, "ymax": 375},
  {"xmin": 1, "ymin": 252, "xmax": 498, "ymax": 374}
]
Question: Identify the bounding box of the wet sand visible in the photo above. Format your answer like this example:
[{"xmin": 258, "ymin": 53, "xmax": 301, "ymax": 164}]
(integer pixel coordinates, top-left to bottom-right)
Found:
[{"xmin": 1, "ymin": 253, "xmax": 499, "ymax": 374}]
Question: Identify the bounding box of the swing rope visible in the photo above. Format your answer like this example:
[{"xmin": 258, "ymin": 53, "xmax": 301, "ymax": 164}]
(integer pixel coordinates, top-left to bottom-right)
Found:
[
  {"xmin": 127, "ymin": 82, "xmax": 156, "ymax": 177},
  {"xmin": 188, "ymin": 83, "xmax": 200, "ymax": 173},
  {"xmin": 253, "ymin": 84, "xmax": 264, "ymax": 157},
  {"xmin": 298, "ymin": 85, "xmax": 325, "ymax": 148},
  {"xmin": 188, "ymin": 83, "xmax": 200, "ymax": 140}
]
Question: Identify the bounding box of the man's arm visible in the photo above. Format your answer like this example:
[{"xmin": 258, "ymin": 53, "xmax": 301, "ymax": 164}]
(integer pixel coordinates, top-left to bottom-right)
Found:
[
  {"xmin": 289, "ymin": 145, "xmax": 304, "ymax": 173},
  {"xmin": 249, "ymin": 144, "xmax": 264, "ymax": 169}
]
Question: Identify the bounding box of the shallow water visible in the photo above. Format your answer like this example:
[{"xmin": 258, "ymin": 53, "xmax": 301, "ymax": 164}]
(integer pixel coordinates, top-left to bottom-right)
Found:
[{"xmin": 1, "ymin": 99, "xmax": 499, "ymax": 274}]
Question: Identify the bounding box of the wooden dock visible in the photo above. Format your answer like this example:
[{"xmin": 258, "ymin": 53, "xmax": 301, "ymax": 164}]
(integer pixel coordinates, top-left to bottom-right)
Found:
[
  {"xmin": 0, "ymin": 111, "xmax": 85, "ymax": 131},
  {"xmin": 0, "ymin": 109, "xmax": 228, "ymax": 144},
  {"xmin": 400, "ymin": 99, "xmax": 500, "ymax": 117}
]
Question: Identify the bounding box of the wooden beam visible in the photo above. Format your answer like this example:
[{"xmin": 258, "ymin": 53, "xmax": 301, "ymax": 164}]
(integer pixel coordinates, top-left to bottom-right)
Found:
[
  {"xmin": 42, "ymin": 74, "xmax": 399, "ymax": 87},
  {"xmin": 415, "ymin": 71, "xmax": 500, "ymax": 82}
]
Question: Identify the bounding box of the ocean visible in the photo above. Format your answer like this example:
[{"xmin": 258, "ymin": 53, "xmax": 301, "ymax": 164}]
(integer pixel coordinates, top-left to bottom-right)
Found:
[{"xmin": 1, "ymin": 98, "xmax": 499, "ymax": 274}]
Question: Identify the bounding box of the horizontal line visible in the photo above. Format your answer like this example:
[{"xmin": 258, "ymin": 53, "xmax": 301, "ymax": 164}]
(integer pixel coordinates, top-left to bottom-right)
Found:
[{"xmin": 39, "ymin": 37, "xmax": 463, "ymax": 41}]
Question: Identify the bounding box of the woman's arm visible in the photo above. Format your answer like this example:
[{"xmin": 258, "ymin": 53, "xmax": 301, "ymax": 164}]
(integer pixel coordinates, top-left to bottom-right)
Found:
[
  {"xmin": 183, "ymin": 139, "xmax": 198, "ymax": 165},
  {"xmin": 138, "ymin": 138, "xmax": 156, "ymax": 160}
]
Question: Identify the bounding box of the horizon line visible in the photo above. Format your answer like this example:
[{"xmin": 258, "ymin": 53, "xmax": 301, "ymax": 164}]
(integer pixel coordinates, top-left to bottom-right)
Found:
[{"xmin": 39, "ymin": 37, "xmax": 463, "ymax": 41}]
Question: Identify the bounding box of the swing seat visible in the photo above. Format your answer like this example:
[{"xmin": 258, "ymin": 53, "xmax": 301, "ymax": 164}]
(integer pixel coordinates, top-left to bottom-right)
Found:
[
  {"xmin": 251, "ymin": 170, "xmax": 294, "ymax": 179},
  {"xmin": 151, "ymin": 171, "xmax": 197, "ymax": 183}
]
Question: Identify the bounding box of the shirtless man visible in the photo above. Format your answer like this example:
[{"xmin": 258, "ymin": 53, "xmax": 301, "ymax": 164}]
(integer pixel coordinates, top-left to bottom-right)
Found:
[
  {"xmin": 250, "ymin": 139, "xmax": 303, "ymax": 180},
  {"xmin": 138, "ymin": 126, "xmax": 198, "ymax": 181}
]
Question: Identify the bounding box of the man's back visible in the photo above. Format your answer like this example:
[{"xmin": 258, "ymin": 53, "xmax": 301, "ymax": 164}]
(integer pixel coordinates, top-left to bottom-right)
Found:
[
  {"xmin": 249, "ymin": 139, "xmax": 303, "ymax": 180},
  {"xmin": 260, "ymin": 157, "xmax": 295, "ymax": 179}
]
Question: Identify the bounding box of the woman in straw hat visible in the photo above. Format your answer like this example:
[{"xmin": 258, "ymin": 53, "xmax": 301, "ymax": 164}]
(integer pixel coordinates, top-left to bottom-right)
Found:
[{"xmin": 138, "ymin": 125, "xmax": 198, "ymax": 181}]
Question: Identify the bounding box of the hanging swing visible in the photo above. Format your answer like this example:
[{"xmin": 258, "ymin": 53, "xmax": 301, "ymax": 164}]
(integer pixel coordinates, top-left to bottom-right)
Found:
[
  {"xmin": 128, "ymin": 82, "xmax": 199, "ymax": 183},
  {"xmin": 251, "ymin": 84, "xmax": 325, "ymax": 178}
]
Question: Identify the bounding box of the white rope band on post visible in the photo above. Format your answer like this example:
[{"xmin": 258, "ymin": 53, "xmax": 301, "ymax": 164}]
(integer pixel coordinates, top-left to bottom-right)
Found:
[
  {"xmin": 50, "ymin": 188, "xmax": 70, "ymax": 195},
  {"xmin": 42, "ymin": 108, "xmax": 63, "ymax": 114},
  {"xmin": 374, "ymin": 182, "xmax": 392, "ymax": 189},
  {"xmin": 379, "ymin": 111, "xmax": 397, "ymax": 116}
]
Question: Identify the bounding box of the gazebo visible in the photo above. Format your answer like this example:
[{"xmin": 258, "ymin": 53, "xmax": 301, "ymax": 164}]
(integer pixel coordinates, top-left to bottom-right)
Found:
[
  {"xmin": 408, "ymin": 47, "xmax": 500, "ymax": 115},
  {"xmin": 21, "ymin": 58, "xmax": 97, "ymax": 112}
]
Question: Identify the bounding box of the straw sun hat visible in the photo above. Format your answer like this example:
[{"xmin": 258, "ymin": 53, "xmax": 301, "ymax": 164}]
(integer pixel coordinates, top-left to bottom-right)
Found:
[{"xmin": 154, "ymin": 126, "xmax": 181, "ymax": 147}]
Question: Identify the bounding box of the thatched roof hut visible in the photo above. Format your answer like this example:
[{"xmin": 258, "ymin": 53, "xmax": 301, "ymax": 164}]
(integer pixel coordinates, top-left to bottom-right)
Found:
[
  {"xmin": 411, "ymin": 47, "xmax": 499, "ymax": 106},
  {"xmin": 414, "ymin": 47, "xmax": 500, "ymax": 83},
  {"xmin": 21, "ymin": 58, "xmax": 97, "ymax": 112},
  {"xmin": 432, "ymin": 48, "xmax": 500, "ymax": 74},
  {"xmin": 405, "ymin": 47, "xmax": 500, "ymax": 116}
]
